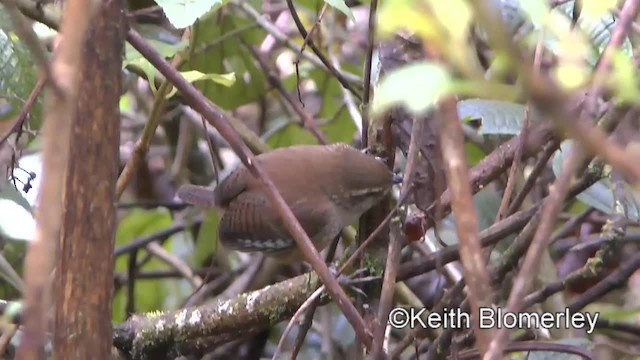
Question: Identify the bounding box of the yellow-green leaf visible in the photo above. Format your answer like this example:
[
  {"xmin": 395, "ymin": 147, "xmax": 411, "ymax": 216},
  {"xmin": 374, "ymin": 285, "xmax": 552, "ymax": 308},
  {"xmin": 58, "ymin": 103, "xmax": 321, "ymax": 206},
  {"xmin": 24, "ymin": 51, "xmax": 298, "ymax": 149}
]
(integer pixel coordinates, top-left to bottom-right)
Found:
[
  {"xmin": 165, "ymin": 71, "xmax": 236, "ymax": 98},
  {"xmin": 372, "ymin": 62, "xmax": 453, "ymax": 116}
]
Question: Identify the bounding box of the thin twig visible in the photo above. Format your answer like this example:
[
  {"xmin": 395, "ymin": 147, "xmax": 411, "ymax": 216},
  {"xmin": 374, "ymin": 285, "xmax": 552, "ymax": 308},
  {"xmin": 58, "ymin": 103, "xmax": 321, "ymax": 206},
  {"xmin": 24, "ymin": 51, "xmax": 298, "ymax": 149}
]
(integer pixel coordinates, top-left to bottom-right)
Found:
[
  {"xmin": 114, "ymin": 218, "xmax": 203, "ymax": 257},
  {"xmin": 294, "ymin": 3, "xmax": 328, "ymax": 64},
  {"xmin": 506, "ymin": 139, "xmax": 560, "ymax": 215},
  {"xmin": 282, "ymin": 0, "xmax": 363, "ymax": 101},
  {"xmin": 371, "ymin": 217, "xmax": 404, "ymax": 357},
  {"xmin": 244, "ymin": 42, "xmax": 329, "ymax": 144},
  {"xmin": 146, "ymin": 243, "xmax": 203, "ymax": 289},
  {"xmin": 271, "ymin": 286, "xmax": 325, "ymax": 359},
  {"xmin": 360, "ymin": 0, "xmax": 379, "ymax": 147},
  {"xmin": 231, "ymin": 0, "xmax": 361, "ymax": 97},
  {"xmin": 288, "ymin": 236, "xmax": 340, "ymax": 359}
]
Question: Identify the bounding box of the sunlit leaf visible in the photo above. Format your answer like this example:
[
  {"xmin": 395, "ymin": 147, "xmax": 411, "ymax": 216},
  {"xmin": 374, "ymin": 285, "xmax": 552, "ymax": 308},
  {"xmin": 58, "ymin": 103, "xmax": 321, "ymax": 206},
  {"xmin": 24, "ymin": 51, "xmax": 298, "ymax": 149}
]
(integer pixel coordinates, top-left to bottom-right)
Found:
[
  {"xmin": 378, "ymin": 0, "xmax": 440, "ymax": 41},
  {"xmin": 165, "ymin": 71, "xmax": 236, "ymax": 98},
  {"xmin": 429, "ymin": 0, "xmax": 472, "ymax": 39},
  {"xmin": 554, "ymin": 62, "xmax": 590, "ymax": 90},
  {"xmin": 372, "ymin": 62, "xmax": 453, "ymax": 116},
  {"xmin": 516, "ymin": 0, "xmax": 550, "ymax": 29},
  {"xmin": 609, "ymin": 49, "xmax": 640, "ymax": 104}
]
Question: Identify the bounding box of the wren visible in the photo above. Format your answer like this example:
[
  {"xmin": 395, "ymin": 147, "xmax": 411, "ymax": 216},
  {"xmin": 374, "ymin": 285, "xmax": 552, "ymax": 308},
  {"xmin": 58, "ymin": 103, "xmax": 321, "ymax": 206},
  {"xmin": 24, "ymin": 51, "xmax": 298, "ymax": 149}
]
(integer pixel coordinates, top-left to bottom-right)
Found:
[{"xmin": 177, "ymin": 143, "xmax": 399, "ymax": 262}]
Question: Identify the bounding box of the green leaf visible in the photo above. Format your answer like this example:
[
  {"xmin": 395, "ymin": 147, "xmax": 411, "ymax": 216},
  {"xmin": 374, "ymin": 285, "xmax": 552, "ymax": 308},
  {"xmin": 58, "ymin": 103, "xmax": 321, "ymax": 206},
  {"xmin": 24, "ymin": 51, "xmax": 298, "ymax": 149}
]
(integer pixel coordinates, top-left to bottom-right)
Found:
[
  {"xmin": 112, "ymin": 209, "xmax": 176, "ymax": 322},
  {"xmin": 154, "ymin": 0, "xmax": 229, "ymax": 29},
  {"xmin": 124, "ymin": 38, "xmax": 188, "ymax": 90},
  {"xmin": 552, "ymin": 141, "xmax": 640, "ymax": 220},
  {"xmin": 324, "ymin": 0, "xmax": 354, "ymax": 21},
  {"xmin": 193, "ymin": 209, "xmax": 219, "ymax": 265},
  {"xmin": 372, "ymin": 62, "xmax": 453, "ymax": 116},
  {"xmin": 457, "ymin": 99, "xmax": 540, "ymax": 135},
  {"xmin": 264, "ymin": 119, "xmax": 318, "ymax": 148},
  {"xmin": 465, "ymin": 142, "xmax": 486, "ymax": 166},
  {"xmin": 165, "ymin": 71, "xmax": 236, "ymax": 98},
  {"xmin": 186, "ymin": 13, "xmax": 267, "ymax": 110},
  {"xmin": 609, "ymin": 49, "xmax": 640, "ymax": 104},
  {"xmin": 123, "ymin": 38, "xmax": 189, "ymax": 92},
  {"xmin": 307, "ymin": 67, "xmax": 359, "ymax": 144}
]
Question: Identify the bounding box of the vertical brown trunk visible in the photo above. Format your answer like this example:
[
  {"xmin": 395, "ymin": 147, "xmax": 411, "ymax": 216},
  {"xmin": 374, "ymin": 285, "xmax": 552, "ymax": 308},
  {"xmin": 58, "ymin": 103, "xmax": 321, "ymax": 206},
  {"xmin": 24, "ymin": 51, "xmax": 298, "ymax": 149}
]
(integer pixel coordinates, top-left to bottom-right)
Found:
[{"xmin": 53, "ymin": 1, "xmax": 125, "ymax": 357}]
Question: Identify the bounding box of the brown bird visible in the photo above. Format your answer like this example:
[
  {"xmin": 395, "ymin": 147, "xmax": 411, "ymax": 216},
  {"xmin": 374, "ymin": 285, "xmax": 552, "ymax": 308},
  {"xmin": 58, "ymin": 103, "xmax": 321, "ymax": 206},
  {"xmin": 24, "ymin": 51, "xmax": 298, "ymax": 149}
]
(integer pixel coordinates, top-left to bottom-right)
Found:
[{"xmin": 177, "ymin": 143, "xmax": 400, "ymax": 262}]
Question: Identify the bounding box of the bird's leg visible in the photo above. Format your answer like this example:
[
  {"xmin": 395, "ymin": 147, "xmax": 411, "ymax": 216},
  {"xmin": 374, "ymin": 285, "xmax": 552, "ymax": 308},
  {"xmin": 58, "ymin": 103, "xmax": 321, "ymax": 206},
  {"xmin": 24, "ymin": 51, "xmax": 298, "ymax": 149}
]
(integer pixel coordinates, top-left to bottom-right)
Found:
[{"xmin": 304, "ymin": 233, "xmax": 341, "ymax": 290}]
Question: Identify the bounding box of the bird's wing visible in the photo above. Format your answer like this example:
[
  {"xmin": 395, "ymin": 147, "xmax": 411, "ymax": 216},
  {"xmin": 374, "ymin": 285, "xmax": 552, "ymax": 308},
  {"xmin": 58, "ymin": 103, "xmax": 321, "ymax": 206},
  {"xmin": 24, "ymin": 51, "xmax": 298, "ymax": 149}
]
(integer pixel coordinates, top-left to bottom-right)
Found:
[
  {"xmin": 213, "ymin": 166, "xmax": 250, "ymax": 207},
  {"xmin": 218, "ymin": 190, "xmax": 334, "ymax": 255}
]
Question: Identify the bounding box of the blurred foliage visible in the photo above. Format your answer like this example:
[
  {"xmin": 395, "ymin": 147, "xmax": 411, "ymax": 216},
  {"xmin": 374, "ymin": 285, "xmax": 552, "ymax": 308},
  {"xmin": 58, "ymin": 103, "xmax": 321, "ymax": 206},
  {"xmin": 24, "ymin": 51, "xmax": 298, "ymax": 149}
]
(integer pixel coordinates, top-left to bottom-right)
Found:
[{"xmin": 0, "ymin": 7, "xmax": 41, "ymax": 128}]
